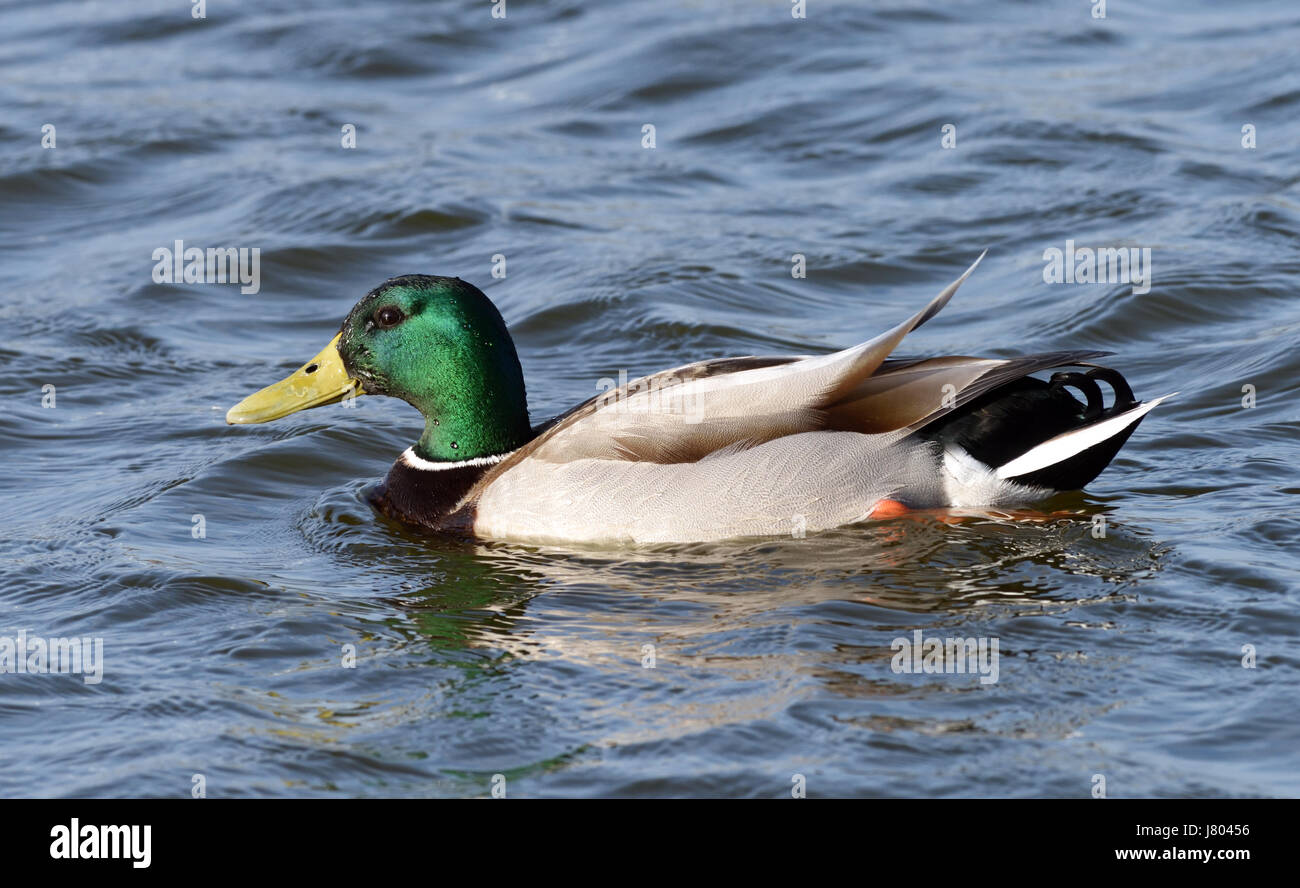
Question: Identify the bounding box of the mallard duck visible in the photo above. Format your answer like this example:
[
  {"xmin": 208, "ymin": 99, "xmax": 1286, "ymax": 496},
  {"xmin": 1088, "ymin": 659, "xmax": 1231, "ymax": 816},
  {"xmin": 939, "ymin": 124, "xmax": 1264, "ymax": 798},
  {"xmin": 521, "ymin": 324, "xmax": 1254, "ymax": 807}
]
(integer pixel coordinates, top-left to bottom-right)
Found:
[{"xmin": 227, "ymin": 254, "xmax": 1167, "ymax": 544}]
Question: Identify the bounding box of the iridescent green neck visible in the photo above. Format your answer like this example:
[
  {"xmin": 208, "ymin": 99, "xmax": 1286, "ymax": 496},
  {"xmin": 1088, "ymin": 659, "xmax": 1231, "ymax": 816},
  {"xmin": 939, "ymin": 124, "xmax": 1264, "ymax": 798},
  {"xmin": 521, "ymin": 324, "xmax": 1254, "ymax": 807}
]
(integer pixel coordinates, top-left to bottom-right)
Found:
[
  {"xmin": 413, "ymin": 392, "xmax": 532, "ymax": 462},
  {"xmin": 336, "ymin": 275, "xmax": 534, "ymax": 463}
]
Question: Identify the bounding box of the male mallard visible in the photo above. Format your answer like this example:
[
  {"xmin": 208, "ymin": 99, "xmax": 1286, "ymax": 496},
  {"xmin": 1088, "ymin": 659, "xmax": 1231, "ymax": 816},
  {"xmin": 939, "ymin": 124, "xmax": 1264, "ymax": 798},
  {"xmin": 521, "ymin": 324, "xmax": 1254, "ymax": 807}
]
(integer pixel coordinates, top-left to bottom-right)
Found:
[{"xmin": 227, "ymin": 254, "xmax": 1167, "ymax": 544}]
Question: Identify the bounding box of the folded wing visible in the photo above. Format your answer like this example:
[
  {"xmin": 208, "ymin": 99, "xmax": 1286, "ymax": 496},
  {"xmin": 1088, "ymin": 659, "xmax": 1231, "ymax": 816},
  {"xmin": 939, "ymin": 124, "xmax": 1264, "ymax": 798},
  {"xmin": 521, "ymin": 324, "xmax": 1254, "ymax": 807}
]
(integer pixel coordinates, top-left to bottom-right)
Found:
[{"xmin": 517, "ymin": 252, "xmax": 990, "ymax": 466}]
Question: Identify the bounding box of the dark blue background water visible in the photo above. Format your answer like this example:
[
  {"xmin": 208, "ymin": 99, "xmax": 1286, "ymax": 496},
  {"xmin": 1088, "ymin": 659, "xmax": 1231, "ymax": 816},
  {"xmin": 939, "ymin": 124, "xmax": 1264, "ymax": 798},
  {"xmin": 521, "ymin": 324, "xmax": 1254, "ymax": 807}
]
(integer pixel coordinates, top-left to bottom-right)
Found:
[{"xmin": 1, "ymin": 0, "xmax": 1297, "ymax": 797}]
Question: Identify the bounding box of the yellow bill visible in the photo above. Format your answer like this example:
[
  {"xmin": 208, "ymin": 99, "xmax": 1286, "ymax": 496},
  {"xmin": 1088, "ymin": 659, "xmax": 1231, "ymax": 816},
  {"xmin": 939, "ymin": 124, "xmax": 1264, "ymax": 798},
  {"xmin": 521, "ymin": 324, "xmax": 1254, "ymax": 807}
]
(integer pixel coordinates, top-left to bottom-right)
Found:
[{"xmin": 226, "ymin": 333, "xmax": 362, "ymax": 424}]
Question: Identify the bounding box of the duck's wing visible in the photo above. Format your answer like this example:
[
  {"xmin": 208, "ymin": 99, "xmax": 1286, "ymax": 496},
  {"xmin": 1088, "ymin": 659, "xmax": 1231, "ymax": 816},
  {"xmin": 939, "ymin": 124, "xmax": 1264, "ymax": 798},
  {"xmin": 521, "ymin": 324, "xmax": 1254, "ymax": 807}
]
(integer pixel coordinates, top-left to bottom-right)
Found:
[
  {"xmin": 506, "ymin": 252, "xmax": 989, "ymax": 468},
  {"xmin": 526, "ymin": 355, "xmax": 804, "ymax": 440},
  {"xmin": 825, "ymin": 349, "xmax": 1113, "ymax": 434}
]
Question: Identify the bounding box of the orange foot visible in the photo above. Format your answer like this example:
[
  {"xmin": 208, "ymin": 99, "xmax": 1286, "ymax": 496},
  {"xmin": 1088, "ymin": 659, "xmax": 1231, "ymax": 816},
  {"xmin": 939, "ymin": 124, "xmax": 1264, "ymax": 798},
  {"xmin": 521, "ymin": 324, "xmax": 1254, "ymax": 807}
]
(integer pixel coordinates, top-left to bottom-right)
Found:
[
  {"xmin": 867, "ymin": 498, "xmax": 911, "ymax": 519},
  {"xmin": 866, "ymin": 499, "xmax": 967, "ymax": 527},
  {"xmin": 868, "ymin": 499, "xmax": 1086, "ymax": 524}
]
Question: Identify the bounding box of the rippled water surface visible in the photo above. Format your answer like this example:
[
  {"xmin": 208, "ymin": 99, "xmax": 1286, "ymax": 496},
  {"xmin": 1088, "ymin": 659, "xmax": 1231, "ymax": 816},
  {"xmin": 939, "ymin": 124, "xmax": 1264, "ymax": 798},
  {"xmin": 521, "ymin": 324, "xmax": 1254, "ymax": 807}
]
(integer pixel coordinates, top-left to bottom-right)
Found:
[{"xmin": 2, "ymin": 0, "xmax": 1298, "ymax": 797}]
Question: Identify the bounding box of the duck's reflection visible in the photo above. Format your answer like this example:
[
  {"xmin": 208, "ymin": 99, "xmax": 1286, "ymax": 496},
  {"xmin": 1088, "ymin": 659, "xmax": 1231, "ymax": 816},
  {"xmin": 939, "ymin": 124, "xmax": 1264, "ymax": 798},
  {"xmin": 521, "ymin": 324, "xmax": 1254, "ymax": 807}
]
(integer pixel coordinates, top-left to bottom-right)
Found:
[{"xmin": 386, "ymin": 494, "xmax": 1167, "ymax": 669}]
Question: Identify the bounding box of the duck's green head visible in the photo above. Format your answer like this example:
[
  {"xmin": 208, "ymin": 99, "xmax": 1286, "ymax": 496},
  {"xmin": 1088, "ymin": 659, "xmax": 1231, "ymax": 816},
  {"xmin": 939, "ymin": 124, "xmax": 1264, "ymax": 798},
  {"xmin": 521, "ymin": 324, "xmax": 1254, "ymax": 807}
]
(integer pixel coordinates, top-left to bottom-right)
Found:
[{"xmin": 226, "ymin": 276, "xmax": 532, "ymax": 462}]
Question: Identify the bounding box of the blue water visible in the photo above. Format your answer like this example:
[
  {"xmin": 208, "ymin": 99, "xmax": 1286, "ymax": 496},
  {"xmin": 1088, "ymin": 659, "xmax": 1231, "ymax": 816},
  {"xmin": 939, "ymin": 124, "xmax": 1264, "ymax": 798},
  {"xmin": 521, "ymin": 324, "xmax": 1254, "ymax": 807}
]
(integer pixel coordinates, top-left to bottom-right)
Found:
[{"xmin": 1, "ymin": 0, "xmax": 1297, "ymax": 797}]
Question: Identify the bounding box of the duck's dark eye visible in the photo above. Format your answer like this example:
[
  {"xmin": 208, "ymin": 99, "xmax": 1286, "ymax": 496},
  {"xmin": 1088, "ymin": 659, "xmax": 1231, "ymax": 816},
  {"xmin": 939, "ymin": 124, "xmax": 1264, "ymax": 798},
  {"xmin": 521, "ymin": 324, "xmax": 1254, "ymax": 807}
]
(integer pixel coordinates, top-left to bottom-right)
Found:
[{"xmin": 375, "ymin": 306, "xmax": 404, "ymax": 328}]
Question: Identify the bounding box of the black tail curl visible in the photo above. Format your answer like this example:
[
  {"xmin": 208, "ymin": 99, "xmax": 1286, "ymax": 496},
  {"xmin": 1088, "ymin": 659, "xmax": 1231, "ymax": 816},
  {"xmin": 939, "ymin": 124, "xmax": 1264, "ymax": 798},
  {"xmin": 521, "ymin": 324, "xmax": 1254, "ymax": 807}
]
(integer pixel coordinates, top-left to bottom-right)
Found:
[{"xmin": 917, "ymin": 361, "xmax": 1147, "ymax": 492}]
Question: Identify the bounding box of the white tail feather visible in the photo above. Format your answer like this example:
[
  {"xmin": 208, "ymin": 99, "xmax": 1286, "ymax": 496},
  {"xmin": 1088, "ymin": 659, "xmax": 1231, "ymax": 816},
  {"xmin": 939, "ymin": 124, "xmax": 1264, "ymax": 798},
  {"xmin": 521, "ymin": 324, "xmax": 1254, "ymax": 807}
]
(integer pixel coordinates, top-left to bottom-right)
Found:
[{"xmin": 995, "ymin": 394, "xmax": 1174, "ymax": 480}]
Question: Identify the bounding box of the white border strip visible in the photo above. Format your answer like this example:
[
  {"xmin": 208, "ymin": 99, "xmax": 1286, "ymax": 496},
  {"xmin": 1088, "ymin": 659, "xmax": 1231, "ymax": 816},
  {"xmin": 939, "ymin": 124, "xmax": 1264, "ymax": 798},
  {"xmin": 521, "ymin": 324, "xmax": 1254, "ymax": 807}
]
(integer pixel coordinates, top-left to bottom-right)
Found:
[{"xmin": 400, "ymin": 447, "xmax": 511, "ymax": 471}]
